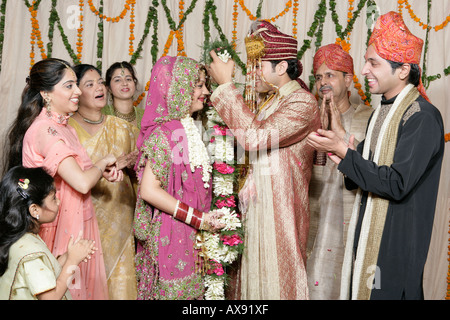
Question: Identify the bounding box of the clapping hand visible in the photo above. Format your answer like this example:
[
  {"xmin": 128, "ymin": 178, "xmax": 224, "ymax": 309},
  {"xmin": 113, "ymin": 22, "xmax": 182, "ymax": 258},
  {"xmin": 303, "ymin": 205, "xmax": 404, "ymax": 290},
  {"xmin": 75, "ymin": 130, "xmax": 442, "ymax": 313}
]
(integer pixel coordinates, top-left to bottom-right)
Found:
[
  {"xmin": 320, "ymin": 92, "xmax": 346, "ymax": 139},
  {"xmin": 307, "ymin": 129, "xmax": 355, "ymax": 165},
  {"xmin": 67, "ymin": 230, "xmax": 97, "ymax": 265}
]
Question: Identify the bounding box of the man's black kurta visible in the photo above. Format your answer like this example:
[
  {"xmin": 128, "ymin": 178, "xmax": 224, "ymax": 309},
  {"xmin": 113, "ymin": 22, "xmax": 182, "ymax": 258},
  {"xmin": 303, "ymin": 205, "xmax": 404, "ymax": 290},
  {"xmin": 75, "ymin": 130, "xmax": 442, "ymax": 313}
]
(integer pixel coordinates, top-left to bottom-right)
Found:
[{"xmin": 338, "ymin": 94, "xmax": 445, "ymax": 300}]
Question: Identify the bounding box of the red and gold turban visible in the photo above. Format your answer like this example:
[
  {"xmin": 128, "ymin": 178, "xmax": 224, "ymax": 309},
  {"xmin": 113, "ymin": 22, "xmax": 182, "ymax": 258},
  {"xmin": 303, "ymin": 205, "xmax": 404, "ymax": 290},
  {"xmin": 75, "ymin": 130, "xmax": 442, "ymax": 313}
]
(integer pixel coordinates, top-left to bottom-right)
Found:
[
  {"xmin": 368, "ymin": 11, "xmax": 429, "ymax": 101},
  {"xmin": 246, "ymin": 20, "xmax": 298, "ymax": 61},
  {"xmin": 313, "ymin": 43, "xmax": 354, "ymax": 75},
  {"xmin": 244, "ymin": 20, "xmax": 308, "ymax": 110}
]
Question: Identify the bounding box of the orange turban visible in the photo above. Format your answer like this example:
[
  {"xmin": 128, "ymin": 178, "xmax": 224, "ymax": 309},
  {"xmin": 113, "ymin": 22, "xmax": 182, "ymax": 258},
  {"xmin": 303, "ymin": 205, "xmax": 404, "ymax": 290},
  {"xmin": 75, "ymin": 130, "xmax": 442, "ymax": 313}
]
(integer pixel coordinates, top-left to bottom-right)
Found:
[
  {"xmin": 313, "ymin": 44, "xmax": 354, "ymax": 75},
  {"xmin": 368, "ymin": 11, "xmax": 429, "ymax": 101}
]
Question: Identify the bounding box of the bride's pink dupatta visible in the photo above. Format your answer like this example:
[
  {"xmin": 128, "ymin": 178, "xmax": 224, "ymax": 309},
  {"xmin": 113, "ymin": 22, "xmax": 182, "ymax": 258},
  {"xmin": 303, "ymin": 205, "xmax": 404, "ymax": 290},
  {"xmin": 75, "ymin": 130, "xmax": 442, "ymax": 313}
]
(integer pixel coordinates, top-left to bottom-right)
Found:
[{"xmin": 133, "ymin": 56, "xmax": 212, "ymax": 300}]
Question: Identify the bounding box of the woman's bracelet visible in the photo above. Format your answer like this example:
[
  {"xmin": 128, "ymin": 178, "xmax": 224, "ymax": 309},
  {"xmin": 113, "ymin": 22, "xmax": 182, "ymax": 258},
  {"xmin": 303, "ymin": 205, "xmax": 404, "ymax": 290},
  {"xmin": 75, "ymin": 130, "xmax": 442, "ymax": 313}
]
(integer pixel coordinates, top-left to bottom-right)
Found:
[{"xmin": 173, "ymin": 200, "xmax": 204, "ymax": 230}]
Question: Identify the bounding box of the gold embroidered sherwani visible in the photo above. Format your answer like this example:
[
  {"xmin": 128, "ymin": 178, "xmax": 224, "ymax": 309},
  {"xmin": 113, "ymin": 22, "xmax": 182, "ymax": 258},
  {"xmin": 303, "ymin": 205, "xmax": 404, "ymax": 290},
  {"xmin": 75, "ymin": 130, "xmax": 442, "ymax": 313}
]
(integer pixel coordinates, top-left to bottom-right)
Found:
[{"xmin": 211, "ymin": 80, "xmax": 320, "ymax": 300}]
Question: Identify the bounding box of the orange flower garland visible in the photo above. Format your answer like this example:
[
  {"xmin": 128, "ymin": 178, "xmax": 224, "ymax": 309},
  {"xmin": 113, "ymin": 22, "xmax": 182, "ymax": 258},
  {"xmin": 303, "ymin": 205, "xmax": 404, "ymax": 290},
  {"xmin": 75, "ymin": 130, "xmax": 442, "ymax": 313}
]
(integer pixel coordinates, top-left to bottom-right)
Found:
[
  {"xmin": 292, "ymin": 0, "xmax": 299, "ymax": 38},
  {"xmin": 161, "ymin": 1, "xmax": 186, "ymax": 58},
  {"xmin": 129, "ymin": 0, "xmax": 135, "ymax": 56},
  {"xmin": 238, "ymin": 0, "xmax": 293, "ymax": 22},
  {"xmin": 398, "ymin": 0, "xmax": 450, "ymax": 31},
  {"xmin": 88, "ymin": 0, "xmax": 134, "ymax": 23},
  {"xmin": 176, "ymin": 0, "xmax": 187, "ymax": 57},
  {"xmin": 162, "ymin": 31, "xmax": 175, "ymax": 57},
  {"xmin": 133, "ymin": 80, "xmax": 150, "ymax": 107},
  {"xmin": 77, "ymin": 0, "xmax": 84, "ymax": 62},
  {"xmin": 335, "ymin": 1, "xmax": 370, "ymax": 106},
  {"xmin": 445, "ymin": 133, "xmax": 450, "ymax": 143},
  {"xmin": 232, "ymin": 0, "xmax": 239, "ymax": 49},
  {"xmin": 29, "ymin": 1, "xmax": 47, "ymax": 67}
]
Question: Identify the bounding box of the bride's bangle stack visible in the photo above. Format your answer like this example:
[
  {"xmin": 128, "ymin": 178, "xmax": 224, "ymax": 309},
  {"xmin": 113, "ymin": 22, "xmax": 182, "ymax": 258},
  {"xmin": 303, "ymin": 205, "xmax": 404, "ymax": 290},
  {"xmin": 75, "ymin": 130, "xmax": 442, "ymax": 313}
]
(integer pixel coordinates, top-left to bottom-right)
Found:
[{"xmin": 173, "ymin": 200, "xmax": 205, "ymax": 230}]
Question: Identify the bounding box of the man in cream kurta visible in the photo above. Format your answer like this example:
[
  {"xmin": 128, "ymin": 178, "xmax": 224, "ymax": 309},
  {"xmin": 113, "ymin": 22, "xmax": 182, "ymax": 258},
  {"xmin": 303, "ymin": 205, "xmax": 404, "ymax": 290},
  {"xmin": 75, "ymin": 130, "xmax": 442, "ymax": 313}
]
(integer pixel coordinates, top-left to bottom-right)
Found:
[
  {"xmin": 307, "ymin": 44, "xmax": 373, "ymax": 299},
  {"xmin": 208, "ymin": 20, "xmax": 320, "ymax": 300}
]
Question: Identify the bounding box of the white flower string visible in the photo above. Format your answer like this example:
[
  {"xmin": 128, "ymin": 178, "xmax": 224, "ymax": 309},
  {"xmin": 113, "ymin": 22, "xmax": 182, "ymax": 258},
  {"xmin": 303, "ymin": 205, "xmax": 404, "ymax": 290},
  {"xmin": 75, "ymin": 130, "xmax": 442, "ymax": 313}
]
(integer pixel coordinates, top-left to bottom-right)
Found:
[
  {"xmin": 199, "ymin": 103, "xmax": 244, "ymax": 300},
  {"xmin": 180, "ymin": 115, "xmax": 212, "ymax": 188},
  {"xmin": 217, "ymin": 49, "xmax": 232, "ymax": 63}
]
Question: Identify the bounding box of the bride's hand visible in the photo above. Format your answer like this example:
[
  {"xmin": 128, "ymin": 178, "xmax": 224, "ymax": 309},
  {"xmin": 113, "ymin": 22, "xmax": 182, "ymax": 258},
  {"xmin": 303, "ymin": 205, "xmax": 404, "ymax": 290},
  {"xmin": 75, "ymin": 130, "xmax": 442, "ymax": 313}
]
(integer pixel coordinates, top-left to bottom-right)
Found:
[{"xmin": 201, "ymin": 210, "xmax": 225, "ymax": 233}]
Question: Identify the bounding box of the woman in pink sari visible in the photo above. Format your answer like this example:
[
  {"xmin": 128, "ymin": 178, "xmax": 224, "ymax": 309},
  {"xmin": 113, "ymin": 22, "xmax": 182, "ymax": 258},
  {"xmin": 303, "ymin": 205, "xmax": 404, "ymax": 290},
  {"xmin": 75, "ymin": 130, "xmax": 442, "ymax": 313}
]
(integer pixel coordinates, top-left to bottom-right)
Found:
[
  {"xmin": 134, "ymin": 56, "xmax": 223, "ymax": 300},
  {"xmin": 2, "ymin": 58, "xmax": 123, "ymax": 300}
]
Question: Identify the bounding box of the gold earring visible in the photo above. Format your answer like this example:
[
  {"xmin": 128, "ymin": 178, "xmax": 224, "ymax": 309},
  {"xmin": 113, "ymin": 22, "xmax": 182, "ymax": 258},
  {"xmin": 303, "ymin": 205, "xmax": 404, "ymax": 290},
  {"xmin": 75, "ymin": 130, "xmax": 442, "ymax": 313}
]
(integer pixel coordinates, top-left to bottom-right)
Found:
[{"xmin": 44, "ymin": 96, "xmax": 51, "ymax": 113}]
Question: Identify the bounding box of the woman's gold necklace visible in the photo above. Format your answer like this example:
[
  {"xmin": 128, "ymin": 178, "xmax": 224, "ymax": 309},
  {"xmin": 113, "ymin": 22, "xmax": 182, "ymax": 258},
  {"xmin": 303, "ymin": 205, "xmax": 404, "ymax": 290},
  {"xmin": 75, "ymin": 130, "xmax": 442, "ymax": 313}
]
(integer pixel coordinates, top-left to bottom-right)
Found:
[
  {"xmin": 114, "ymin": 107, "xmax": 136, "ymax": 122},
  {"xmin": 77, "ymin": 110, "xmax": 104, "ymax": 125}
]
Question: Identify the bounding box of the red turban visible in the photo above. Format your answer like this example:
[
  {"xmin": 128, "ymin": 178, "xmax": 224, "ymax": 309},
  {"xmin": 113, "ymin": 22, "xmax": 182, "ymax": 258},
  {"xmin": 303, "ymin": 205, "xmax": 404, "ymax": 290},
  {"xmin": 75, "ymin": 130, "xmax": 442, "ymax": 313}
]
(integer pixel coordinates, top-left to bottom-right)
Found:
[
  {"xmin": 247, "ymin": 20, "xmax": 298, "ymax": 61},
  {"xmin": 368, "ymin": 11, "xmax": 429, "ymax": 101},
  {"xmin": 313, "ymin": 44, "xmax": 354, "ymax": 75},
  {"xmin": 244, "ymin": 20, "xmax": 308, "ymax": 96}
]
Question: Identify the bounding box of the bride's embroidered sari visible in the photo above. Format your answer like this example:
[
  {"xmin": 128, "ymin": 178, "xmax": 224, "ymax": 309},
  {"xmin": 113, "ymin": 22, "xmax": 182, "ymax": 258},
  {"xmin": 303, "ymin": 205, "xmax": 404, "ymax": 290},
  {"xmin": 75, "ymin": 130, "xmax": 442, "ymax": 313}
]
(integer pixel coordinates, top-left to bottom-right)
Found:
[{"xmin": 133, "ymin": 56, "xmax": 212, "ymax": 300}]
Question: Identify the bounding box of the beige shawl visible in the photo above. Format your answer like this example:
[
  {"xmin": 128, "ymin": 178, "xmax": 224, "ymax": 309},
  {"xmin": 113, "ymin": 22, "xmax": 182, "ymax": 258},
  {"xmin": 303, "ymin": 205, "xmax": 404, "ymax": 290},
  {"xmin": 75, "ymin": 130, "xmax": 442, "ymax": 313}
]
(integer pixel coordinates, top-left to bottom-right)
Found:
[{"xmin": 340, "ymin": 84, "xmax": 420, "ymax": 300}]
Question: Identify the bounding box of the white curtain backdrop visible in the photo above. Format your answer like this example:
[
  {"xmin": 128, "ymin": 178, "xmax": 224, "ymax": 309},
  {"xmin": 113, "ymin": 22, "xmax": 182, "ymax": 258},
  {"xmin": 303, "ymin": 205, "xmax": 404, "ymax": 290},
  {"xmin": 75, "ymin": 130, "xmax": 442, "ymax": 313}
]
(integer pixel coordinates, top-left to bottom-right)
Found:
[{"xmin": 0, "ymin": 0, "xmax": 448, "ymax": 299}]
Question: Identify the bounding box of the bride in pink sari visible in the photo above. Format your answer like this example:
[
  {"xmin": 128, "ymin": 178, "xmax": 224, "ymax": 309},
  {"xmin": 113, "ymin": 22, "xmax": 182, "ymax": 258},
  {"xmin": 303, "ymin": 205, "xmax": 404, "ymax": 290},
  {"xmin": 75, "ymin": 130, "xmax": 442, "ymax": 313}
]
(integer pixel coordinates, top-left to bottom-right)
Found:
[{"xmin": 134, "ymin": 56, "xmax": 223, "ymax": 300}]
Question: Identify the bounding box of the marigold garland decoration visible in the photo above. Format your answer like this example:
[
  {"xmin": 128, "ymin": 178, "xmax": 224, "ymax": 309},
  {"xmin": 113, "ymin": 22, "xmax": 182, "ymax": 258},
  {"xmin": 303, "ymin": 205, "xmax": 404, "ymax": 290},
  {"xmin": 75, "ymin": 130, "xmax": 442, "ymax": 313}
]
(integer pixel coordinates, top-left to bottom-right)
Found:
[
  {"xmin": 445, "ymin": 133, "xmax": 450, "ymax": 143},
  {"xmin": 398, "ymin": 0, "xmax": 450, "ymax": 31},
  {"xmin": 176, "ymin": 0, "xmax": 187, "ymax": 57},
  {"xmin": 238, "ymin": 0, "xmax": 293, "ymax": 22},
  {"xmin": 347, "ymin": 0, "xmax": 355, "ymax": 22},
  {"xmin": 77, "ymin": 0, "xmax": 84, "ymax": 62},
  {"xmin": 162, "ymin": 31, "xmax": 175, "ymax": 57},
  {"xmin": 232, "ymin": 0, "xmax": 239, "ymax": 49},
  {"xmin": 129, "ymin": 0, "xmax": 135, "ymax": 56},
  {"xmin": 88, "ymin": 0, "xmax": 133, "ymax": 23},
  {"xmin": 18, "ymin": 0, "xmax": 450, "ymax": 110},
  {"xmin": 292, "ymin": 0, "xmax": 299, "ymax": 38},
  {"xmin": 334, "ymin": 0, "xmax": 371, "ymax": 106},
  {"xmin": 29, "ymin": 0, "xmax": 47, "ymax": 67}
]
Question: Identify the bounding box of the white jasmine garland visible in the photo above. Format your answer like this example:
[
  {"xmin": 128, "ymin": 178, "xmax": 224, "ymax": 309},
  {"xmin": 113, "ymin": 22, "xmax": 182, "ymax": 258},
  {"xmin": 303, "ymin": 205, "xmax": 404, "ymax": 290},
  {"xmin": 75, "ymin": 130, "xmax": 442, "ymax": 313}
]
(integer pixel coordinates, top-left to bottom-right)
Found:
[
  {"xmin": 217, "ymin": 207, "xmax": 242, "ymax": 231},
  {"xmin": 204, "ymin": 233, "xmax": 227, "ymax": 261},
  {"xmin": 208, "ymin": 137, "xmax": 234, "ymax": 163},
  {"xmin": 212, "ymin": 175, "xmax": 234, "ymax": 197},
  {"xmin": 180, "ymin": 116, "xmax": 212, "ymax": 188},
  {"xmin": 200, "ymin": 100, "xmax": 244, "ymax": 301},
  {"xmin": 217, "ymin": 50, "xmax": 232, "ymax": 63},
  {"xmin": 204, "ymin": 276, "xmax": 225, "ymax": 300}
]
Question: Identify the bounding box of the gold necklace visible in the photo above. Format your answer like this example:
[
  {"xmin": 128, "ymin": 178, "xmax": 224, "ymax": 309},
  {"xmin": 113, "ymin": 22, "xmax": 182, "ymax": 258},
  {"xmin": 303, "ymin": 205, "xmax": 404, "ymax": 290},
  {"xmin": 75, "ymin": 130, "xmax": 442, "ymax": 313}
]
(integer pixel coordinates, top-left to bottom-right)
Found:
[
  {"xmin": 77, "ymin": 110, "xmax": 104, "ymax": 125},
  {"xmin": 113, "ymin": 107, "xmax": 136, "ymax": 122}
]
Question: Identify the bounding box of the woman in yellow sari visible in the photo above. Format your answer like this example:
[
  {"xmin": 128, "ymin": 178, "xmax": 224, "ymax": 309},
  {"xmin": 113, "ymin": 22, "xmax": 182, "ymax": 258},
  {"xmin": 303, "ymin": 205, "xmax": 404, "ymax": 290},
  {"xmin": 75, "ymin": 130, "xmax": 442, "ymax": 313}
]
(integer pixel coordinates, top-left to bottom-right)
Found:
[{"xmin": 68, "ymin": 64, "xmax": 138, "ymax": 300}]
